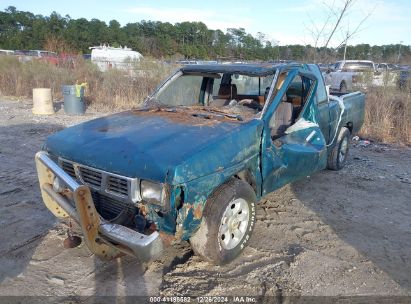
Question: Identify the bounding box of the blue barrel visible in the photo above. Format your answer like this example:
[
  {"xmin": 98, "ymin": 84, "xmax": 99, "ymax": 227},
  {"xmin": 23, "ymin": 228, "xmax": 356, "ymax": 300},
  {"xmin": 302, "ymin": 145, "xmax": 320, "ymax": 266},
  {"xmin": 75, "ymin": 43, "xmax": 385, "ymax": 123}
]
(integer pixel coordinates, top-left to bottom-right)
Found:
[{"xmin": 62, "ymin": 85, "xmax": 85, "ymax": 115}]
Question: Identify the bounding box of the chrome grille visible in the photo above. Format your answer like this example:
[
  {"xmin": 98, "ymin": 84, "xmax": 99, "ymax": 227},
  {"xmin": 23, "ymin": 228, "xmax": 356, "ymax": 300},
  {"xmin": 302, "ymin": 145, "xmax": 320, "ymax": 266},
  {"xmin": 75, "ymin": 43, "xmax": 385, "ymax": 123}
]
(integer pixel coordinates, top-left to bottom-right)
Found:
[
  {"xmin": 58, "ymin": 158, "xmax": 140, "ymax": 203},
  {"xmin": 61, "ymin": 160, "xmax": 76, "ymax": 179},
  {"xmin": 107, "ymin": 176, "xmax": 128, "ymax": 196},
  {"xmin": 91, "ymin": 191, "xmax": 135, "ymax": 222},
  {"xmin": 79, "ymin": 166, "xmax": 102, "ymax": 188}
]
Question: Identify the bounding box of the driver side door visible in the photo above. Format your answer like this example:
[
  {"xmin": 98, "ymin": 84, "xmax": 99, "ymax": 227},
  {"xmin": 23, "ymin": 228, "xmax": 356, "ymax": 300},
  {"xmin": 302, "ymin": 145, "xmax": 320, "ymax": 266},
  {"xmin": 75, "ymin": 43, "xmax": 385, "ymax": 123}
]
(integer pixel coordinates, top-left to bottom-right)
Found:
[{"xmin": 261, "ymin": 70, "xmax": 327, "ymax": 195}]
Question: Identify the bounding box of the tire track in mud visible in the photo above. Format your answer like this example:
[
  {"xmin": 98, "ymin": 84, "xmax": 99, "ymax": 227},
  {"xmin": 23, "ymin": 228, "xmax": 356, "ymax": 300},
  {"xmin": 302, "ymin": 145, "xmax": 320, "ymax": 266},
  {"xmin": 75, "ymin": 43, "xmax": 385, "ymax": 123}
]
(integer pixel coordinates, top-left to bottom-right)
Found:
[
  {"xmin": 156, "ymin": 192, "xmax": 307, "ymax": 297},
  {"xmin": 158, "ymin": 246, "xmax": 303, "ymax": 297},
  {"xmin": 2, "ymin": 230, "xmax": 49, "ymax": 256}
]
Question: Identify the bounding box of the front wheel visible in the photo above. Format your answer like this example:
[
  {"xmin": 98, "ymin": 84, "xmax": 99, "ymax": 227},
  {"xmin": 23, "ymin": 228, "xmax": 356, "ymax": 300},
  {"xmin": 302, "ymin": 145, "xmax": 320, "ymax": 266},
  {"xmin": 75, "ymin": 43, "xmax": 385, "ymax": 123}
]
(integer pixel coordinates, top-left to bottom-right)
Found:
[{"xmin": 189, "ymin": 179, "xmax": 256, "ymax": 265}]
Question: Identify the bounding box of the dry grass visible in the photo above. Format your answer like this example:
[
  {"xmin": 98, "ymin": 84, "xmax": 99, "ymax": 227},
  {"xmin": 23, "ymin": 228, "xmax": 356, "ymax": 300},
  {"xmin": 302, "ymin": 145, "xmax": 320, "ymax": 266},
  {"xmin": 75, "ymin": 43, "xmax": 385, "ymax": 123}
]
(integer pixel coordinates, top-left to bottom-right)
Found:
[
  {"xmin": 360, "ymin": 86, "xmax": 411, "ymax": 145},
  {"xmin": 0, "ymin": 56, "xmax": 176, "ymax": 109},
  {"xmin": 0, "ymin": 56, "xmax": 410, "ymax": 144}
]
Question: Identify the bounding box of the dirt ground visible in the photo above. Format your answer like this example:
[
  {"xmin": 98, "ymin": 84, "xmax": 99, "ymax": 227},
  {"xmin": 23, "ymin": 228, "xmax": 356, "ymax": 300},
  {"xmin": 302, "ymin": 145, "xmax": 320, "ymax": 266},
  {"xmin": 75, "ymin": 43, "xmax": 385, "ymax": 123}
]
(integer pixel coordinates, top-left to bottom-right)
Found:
[{"xmin": 0, "ymin": 98, "xmax": 410, "ymax": 300}]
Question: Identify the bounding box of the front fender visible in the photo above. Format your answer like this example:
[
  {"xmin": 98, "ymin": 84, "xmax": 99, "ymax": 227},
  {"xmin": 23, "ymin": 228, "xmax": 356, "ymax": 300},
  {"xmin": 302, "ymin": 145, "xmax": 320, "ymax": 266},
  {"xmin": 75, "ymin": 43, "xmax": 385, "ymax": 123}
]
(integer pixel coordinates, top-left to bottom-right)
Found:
[{"xmin": 175, "ymin": 154, "xmax": 260, "ymax": 240}]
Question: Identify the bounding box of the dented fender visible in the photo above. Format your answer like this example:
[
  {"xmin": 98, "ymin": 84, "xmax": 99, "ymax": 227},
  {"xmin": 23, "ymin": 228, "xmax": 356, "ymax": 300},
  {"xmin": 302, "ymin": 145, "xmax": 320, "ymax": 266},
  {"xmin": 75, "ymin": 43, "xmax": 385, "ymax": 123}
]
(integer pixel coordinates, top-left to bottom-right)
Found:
[
  {"xmin": 142, "ymin": 153, "xmax": 261, "ymax": 242},
  {"xmin": 174, "ymin": 154, "xmax": 261, "ymax": 240}
]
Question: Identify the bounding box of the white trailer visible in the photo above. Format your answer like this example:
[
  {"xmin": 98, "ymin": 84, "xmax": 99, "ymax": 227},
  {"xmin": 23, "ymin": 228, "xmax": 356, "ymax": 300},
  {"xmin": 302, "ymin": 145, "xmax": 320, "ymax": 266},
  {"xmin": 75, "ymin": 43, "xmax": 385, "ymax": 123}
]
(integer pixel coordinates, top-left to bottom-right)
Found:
[{"xmin": 90, "ymin": 45, "xmax": 143, "ymax": 72}]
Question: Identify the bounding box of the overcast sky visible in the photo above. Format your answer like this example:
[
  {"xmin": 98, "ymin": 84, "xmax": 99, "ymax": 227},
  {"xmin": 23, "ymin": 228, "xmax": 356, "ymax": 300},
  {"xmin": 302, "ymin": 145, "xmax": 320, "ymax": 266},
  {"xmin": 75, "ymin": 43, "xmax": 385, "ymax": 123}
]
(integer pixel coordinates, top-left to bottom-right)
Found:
[{"xmin": 1, "ymin": 0, "xmax": 409, "ymax": 46}]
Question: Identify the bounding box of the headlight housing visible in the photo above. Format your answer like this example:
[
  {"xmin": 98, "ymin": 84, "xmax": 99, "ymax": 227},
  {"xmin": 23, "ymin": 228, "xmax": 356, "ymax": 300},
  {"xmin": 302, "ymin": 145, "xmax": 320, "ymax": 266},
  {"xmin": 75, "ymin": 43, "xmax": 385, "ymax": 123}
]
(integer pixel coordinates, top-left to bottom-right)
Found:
[{"xmin": 140, "ymin": 180, "xmax": 167, "ymax": 206}]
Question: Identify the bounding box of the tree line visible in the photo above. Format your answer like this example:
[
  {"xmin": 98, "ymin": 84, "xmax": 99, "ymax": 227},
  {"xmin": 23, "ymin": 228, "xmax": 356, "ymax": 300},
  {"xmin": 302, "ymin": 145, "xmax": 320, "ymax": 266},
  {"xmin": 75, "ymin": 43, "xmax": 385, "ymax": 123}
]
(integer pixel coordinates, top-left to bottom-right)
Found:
[{"xmin": 0, "ymin": 6, "xmax": 409, "ymax": 63}]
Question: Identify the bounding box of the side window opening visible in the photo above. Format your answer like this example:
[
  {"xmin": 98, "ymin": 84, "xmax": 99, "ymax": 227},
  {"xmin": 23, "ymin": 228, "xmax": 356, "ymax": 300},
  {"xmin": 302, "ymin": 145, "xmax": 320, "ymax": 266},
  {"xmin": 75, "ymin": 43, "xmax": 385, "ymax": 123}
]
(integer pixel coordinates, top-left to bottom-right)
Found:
[{"xmin": 269, "ymin": 74, "xmax": 313, "ymax": 140}]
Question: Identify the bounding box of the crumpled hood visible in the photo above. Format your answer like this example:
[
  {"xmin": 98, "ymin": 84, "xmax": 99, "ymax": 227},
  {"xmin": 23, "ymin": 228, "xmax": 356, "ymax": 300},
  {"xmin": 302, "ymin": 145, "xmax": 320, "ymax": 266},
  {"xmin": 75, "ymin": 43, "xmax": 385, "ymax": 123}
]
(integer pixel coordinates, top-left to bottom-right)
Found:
[{"xmin": 44, "ymin": 110, "xmax": 262, "ymax": 184}]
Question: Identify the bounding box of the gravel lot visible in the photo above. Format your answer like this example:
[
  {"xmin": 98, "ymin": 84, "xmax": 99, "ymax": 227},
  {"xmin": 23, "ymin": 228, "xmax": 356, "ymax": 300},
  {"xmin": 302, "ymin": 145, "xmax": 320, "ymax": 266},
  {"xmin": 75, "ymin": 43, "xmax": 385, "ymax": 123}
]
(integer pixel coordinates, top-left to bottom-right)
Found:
[{"xmin": 0, "ymin": 98, "xmax": 410, "ymax": 300}]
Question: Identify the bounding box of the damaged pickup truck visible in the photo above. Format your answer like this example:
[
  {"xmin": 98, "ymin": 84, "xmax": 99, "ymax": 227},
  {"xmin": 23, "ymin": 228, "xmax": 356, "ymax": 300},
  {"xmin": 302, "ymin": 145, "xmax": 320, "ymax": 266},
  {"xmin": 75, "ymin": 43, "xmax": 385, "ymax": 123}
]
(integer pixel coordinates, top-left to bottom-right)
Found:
[{"xmin": 35, "ymin": 63, "xmax": 365, "ymax": 264}]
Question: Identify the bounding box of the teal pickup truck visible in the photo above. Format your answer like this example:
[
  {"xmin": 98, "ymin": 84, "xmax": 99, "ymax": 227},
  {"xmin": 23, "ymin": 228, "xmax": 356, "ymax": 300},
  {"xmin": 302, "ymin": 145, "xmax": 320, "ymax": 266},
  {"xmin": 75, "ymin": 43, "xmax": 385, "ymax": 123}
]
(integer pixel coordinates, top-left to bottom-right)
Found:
[{"xmin": 35, "ymin": 63, "xmax": 365, "ymax": 264}]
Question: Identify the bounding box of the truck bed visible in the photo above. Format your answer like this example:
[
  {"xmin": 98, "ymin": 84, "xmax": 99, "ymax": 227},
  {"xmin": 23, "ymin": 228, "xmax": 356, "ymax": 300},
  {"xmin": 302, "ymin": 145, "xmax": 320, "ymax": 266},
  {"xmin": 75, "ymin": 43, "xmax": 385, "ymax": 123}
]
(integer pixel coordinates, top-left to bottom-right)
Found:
[{"xmin": 329, "ymin": 91, "xmax": 365, "ymax": 136}]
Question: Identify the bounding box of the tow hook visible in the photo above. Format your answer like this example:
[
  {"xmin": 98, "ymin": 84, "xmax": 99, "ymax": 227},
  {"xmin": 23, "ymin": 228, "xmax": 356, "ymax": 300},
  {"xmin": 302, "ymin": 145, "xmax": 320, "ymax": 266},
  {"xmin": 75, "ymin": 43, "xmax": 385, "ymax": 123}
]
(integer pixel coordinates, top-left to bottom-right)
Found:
[{"xmin": 63, "ymin": 221, "xmax": 82, "ymax": 249}]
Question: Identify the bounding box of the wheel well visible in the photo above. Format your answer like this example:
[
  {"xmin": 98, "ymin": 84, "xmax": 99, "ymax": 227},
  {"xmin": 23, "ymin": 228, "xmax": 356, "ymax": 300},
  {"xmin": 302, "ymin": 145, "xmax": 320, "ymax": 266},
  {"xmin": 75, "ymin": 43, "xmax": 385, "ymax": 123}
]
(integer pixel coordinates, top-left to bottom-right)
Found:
[
  {"xmin": 345, "ymin": 122, "xmax": 353, "ymax": 133},
  {"xmin": 234, "ymin": 170, "xmax": 257, "ymax": 194}
]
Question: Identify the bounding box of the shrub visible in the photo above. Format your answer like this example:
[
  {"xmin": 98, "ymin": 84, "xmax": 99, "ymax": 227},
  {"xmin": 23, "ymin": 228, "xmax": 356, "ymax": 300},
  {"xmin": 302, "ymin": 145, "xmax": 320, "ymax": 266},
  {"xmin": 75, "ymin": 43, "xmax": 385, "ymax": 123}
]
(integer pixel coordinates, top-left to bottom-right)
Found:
[
  {"xmin": 0, "ymin": 56, "xmax": 176, "ymax": 109},
  {"xmin": 360, "ymin": 86, "xmax": 411, "ymax": 144}
]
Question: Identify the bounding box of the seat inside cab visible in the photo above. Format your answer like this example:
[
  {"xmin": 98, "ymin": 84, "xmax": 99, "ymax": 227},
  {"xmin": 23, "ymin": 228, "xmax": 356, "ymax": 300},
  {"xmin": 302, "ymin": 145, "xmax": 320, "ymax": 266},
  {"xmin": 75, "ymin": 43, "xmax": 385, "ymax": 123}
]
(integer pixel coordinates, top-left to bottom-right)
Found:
[
  {"xmin": 209, "ymin": 73, "xmax": 274, "ymax": 111},
  {"xmin": 211, "ymin": 84, "xmax": 238, "ymax": 107},
  {"xmin": 269, "ymin": 73, "xmax": 306, "ymax": 139},
  {"xmin": 208, "ymin": 72, "xmax": 306, "ymax": 124}
]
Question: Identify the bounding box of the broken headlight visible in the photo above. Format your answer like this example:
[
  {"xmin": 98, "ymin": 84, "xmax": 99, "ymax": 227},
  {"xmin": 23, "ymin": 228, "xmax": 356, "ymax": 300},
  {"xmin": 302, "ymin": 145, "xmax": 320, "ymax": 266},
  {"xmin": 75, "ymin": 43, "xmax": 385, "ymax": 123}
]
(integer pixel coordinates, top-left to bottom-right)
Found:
[{"xmin": 140, "ymin": 180, "xmax": 166, "ymax": 206}]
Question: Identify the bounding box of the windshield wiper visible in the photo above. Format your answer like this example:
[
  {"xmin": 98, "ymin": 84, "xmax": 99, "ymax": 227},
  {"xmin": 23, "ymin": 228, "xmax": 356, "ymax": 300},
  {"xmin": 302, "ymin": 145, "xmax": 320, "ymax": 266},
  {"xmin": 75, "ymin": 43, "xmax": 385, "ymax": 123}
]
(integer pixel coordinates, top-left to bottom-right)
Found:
[
  {"xmin": 140, "ymin": 101, "xmax": 244, "ymax": 121},
  {"xmin": 220, "ymin": 113, "xmax": 243, "ymax": 121},
  {"xmin": 193, "ymin": 109, "xmax": 243, "ymax": 121}
]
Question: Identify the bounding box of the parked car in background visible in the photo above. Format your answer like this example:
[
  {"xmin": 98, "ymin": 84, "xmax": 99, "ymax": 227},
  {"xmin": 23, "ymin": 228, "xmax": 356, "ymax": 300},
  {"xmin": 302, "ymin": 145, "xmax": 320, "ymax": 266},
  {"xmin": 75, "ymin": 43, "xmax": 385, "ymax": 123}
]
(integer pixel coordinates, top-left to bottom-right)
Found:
[
  {"xmin": 32, "ymin": 50, "xmax": 59, "ymax": 65},
  {"xmin": 13, "ymin": 49, "xmax": 59, "ymax": 65},
  {"xmin": 318, "ymin": 63, "xmax": 333, "ymax": 73},
  {"xmin": 0, "ymin": 49, "xmax": 14, "ymax": 56},
  {"xmin": 376, "ymin": 63, "xmax": 400, "ymax": 72},
  {"xmin": 323, "ymin": 60, "xmax": 381, "ymax": 92},
  {"xmin": 398, "ymin": 66, "xmax": 411, "ymax": 90},
  {"xmin": 14, "ymin": 50, "xmax": 33, "ymax": 62},
  {"xmin": 178, "ymin": 60, "xmax": 199, "ymax": 65},
  {"xmin": 58, "ymin": 53, "xmax": 78, "ymax": 69}
]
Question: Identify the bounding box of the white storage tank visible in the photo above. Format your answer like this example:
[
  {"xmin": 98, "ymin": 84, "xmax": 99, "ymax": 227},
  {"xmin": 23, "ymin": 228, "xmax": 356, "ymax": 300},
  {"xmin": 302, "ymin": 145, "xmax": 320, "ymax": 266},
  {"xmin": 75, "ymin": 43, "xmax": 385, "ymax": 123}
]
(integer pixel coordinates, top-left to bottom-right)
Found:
[{"xmin": 90, "ymin": 45, "xmax": 143, "ymax": 72}]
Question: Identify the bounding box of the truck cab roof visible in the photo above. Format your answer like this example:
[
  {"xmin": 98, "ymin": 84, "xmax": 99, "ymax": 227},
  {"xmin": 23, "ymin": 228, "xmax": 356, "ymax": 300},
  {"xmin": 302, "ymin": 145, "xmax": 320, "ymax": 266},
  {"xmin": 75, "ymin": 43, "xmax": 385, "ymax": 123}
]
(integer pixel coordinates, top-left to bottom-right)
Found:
[{"xmin": 180, "ymin": 63, "xmax": 302, "ymax": 77}]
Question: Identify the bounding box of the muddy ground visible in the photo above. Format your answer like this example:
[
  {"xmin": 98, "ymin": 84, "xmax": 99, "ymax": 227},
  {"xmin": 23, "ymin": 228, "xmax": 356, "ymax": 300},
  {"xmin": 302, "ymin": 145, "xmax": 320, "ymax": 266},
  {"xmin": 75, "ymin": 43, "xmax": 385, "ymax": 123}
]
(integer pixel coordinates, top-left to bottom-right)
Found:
[{"xmin": 0, "ymin": 98, "xmax": 410, "ymax": 300}]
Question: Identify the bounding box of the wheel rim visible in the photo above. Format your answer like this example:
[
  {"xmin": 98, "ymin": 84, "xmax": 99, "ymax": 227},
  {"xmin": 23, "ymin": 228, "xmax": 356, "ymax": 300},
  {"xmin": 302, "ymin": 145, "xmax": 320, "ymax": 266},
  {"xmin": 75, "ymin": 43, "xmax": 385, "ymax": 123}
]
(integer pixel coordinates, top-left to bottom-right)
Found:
[
  {"xmin": 218, "ymin": 198, "xmax": 250, "ymax": 250},
  {"xmin": 339, "ymin": 136, "xmax": 348, "ymax": 164}
]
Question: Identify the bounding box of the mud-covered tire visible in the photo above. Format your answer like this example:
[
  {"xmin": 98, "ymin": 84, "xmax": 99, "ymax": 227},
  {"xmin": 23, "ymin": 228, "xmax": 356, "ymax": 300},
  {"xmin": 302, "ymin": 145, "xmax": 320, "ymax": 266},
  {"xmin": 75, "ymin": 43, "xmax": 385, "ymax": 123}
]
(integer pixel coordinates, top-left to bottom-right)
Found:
[
  {"xmin": 189, "ymin": 178, "xmax": 257, "ymax": 265},
  {"xmin": 327, "ymin": 127, "xmax": 350, "ymax": 170}
]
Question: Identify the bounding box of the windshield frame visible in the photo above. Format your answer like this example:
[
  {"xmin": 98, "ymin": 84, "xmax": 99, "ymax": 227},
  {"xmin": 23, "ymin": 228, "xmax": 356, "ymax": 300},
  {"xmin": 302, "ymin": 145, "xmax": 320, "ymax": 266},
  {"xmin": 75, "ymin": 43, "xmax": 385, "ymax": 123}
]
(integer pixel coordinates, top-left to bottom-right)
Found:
[
  {"xmin": 148, "ymin": 69, "xmax": 183, "ymax": 100},
  {"xmin": 146, "ymin": 67, "xmax": 279, "ymax": 121},
  {"xmin": 259, "ymin": 69, "xmax": 280, "ymax": 119}
]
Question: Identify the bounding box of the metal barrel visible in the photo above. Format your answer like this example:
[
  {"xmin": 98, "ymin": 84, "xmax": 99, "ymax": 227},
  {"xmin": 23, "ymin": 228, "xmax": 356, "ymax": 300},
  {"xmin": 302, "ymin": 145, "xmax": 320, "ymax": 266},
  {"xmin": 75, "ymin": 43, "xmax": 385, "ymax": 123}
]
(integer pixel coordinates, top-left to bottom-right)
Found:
[{"xmin": 62, "ymin": 85, "xmax": 85, "ymax": 115}]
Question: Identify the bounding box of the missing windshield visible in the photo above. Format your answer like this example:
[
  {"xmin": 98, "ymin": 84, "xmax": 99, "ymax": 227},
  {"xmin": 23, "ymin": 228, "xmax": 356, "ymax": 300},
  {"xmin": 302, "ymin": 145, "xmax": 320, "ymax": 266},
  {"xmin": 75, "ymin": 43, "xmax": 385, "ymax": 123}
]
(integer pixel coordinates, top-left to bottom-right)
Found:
[{"xmin": 146, "ymin": 70, "xmax": 275, "ymax": 120}]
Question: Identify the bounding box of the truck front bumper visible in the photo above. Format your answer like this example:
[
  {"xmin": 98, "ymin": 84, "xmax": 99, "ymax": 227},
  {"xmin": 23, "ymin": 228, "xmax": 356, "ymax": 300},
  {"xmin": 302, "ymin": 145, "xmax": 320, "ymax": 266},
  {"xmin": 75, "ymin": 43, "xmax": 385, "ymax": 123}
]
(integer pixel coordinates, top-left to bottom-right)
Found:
[{"xmin": 35, "ymin": 151, "xmax": 163, "ymax": 261}]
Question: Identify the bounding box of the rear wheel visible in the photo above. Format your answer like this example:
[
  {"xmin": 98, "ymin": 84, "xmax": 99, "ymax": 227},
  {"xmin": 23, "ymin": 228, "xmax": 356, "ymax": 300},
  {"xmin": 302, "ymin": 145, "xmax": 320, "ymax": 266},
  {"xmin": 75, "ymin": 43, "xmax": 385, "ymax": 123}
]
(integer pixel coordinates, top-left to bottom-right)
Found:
[
  {"xmin": 327, "ymin": 127, "xmax": 350, "ymax": 170},
  {"xmin": 189, "ymin": 179, "xmax": 256, "ymax": 265},
  {"xmin": 340, "ymin": 81, "xmax": 348, "ymax": 93}
]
